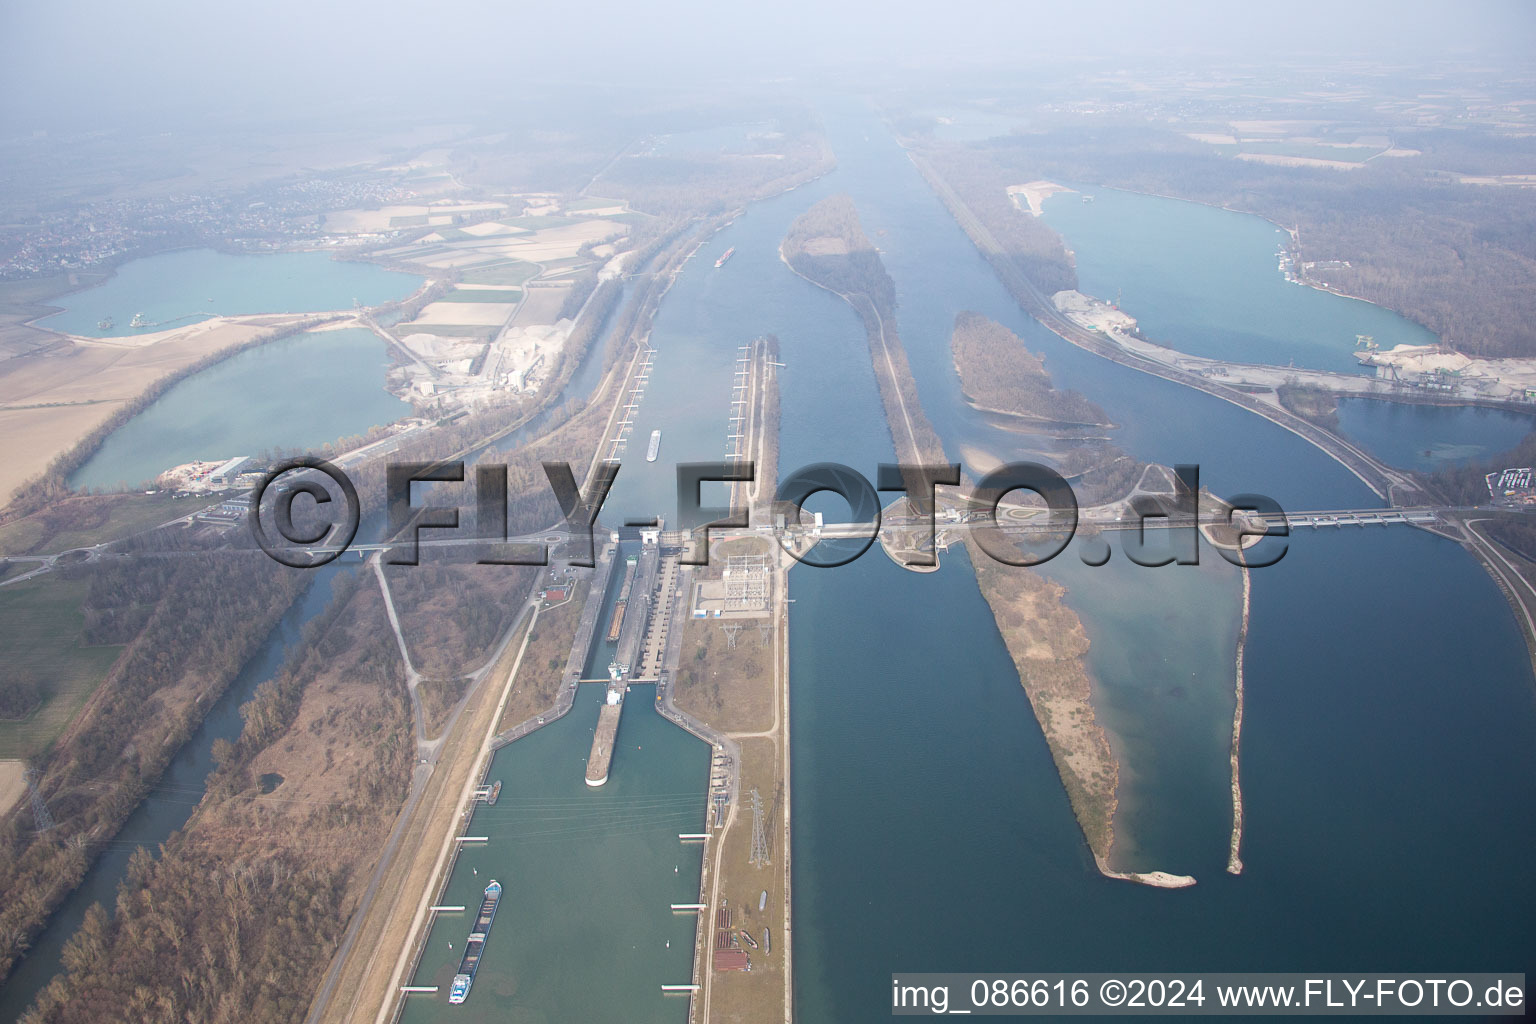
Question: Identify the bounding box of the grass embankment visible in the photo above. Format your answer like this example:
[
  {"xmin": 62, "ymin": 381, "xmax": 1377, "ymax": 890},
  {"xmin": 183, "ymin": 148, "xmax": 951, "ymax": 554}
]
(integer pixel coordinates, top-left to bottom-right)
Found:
[
  {"xmin": 0, "ymin": 493, "xmax": 183, "ymax": 557},
  {"xmin": 698, "ymin": 734, "xmax": 786, "ymax": 1023},
  {"xmin": 671, "ymin": 547, "xmax": 788, "ymax": 1024},
  {"xmin": 383, "ymin": 560, "xmax": 540, "ymax": 738},
  {"xmin": 0, "ymin": 577, "xmax": 123, "ymax": 759},
  {"xmin": 385, "ymin": 563, "xmax": 541, "ymax": 680},
  {"xmin": 742, "ymin": 336, "xmax": 781, "ymax": 518},
  {"xmin": 1276, "ymin": 382, "xmax": 1341, "ymax": 430},
  {"xmin": 416, "ymin": 676, "xmax": 471, "ymax": 739},
  {"xmin": 672, "ymin": 612, "xmax": 776, "ymax": 732},
  {"xmin": 494, "ymin": 580, "xmax": 588, "ymax": 735},
  {"xmin": 313, "ymin": 609, "xmax": 535, "ymax": 1024},
  {"xmin": 782, "ymin": 194, "xmax": 945, "ymax": 467}
]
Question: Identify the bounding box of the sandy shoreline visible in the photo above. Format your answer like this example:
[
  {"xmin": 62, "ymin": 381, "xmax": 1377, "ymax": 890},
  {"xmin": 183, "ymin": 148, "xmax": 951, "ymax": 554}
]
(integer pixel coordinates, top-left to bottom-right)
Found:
[
  {"xmin": 1006, "ymin": 180, "xmax": 1075, "ymax": 217},
  {"xmin": 1228, "ymin": 566, "xmax": 1251, "ymax": 875},
  {"xmin": 1097, "ymin": 860, "xmax": 1197, "ymax": 889}
]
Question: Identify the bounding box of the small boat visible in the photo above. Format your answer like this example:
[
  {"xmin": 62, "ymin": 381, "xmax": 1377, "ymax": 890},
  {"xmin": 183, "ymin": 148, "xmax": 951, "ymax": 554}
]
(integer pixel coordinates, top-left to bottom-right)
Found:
[
  {"xmin": 763, "ymin": 929, "xmax": 770, "ymax": 954},
  {"xmin": 646, "ymin": 429, "xmax": 661, "ymax": 462},
  {"xmin": 758, "ymin": 890, "xmax": 767, "ymax": 912},
  {"xmin": 714, "ymin": 247, "xmax": 735, "ymax": 269}
]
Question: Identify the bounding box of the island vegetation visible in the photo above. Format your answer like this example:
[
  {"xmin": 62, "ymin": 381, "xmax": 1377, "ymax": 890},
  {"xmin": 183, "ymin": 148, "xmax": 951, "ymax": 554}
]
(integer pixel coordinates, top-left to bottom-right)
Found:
[
  {"xmin": 967, "ymin": 546, "xmax": 1117, "ymax": 860},
  {"xmin": 782, "ymin": 194, "xmax": 945, "ymax": 471},
  {"xmin": 949, "ymin": 313, "xmax": 1143, "ymax": 507},
  {"xmin": 783, "ymin": 199, "xmax": 1126, "ymax": 873},
  {"xmin": 950, "ymin": 311, "xmax": 1110, "ymax": 427}
]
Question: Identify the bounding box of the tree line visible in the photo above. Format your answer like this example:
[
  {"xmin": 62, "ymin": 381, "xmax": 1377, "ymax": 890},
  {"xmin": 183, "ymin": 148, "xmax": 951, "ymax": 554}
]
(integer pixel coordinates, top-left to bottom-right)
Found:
[{"xmin": 0, "ymin": 546, "xmax": 306, "ymax": 985}]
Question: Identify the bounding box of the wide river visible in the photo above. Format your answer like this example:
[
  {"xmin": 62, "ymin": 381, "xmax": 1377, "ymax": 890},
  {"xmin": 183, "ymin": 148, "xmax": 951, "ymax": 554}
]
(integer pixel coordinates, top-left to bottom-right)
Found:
[
  {"xmin": 405, "ymin": 102, "xmax": 1536, "ymax": 1019},
  {"xmin": 6, "ymin": 106, "xmax": 1535, "ymax": 1022},
  {"xmin": 785, "ymin": 108, "xmax": 1536, "ymax": 1020}
]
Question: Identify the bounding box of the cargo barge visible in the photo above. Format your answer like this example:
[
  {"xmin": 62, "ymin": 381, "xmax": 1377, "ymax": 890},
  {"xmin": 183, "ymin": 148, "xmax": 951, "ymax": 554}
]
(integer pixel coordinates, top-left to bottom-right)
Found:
[
  {"xmin": 605, "ymin": 555, "xmax": 638, "ymax": 643},
  {"xmin": 448, "ymin": 880, "xmax": 503, "ymax": 1004}
]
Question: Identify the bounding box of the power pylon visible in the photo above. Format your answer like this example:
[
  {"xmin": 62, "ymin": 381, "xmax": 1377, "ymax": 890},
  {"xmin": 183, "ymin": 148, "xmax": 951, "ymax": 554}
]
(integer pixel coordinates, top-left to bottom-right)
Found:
[
  {"xmin": 748, "ymin": 788, "xmax": 770, "ymax": 868},
  {"xmin": 24, "ymin": 768, "xmax": 54, "ymax": 833}
]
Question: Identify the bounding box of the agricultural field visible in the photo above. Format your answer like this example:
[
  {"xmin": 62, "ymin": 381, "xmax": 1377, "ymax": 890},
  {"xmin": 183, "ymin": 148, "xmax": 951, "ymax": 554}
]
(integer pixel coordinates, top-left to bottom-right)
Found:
[
  {"xmin": 0, "ymin": 576, "xmax": 123, "ymax": 759},
  {"xmin": 0, "ymin": 492, "xmax": 182, "ymax": 557}
]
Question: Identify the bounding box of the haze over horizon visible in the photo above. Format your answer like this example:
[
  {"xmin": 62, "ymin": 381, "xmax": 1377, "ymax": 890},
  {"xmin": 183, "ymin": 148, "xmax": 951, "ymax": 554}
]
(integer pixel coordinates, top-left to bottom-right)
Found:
[{"xmin": 2, "ymin": 0, "xmax": 1533, "ymax": 131}]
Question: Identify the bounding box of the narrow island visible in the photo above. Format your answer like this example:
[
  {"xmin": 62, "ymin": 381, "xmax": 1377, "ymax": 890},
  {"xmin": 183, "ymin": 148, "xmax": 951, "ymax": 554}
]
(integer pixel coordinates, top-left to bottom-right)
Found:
[{"xmin": 781, "ymin": 198, "xmax": 1194, "ymax": 887}]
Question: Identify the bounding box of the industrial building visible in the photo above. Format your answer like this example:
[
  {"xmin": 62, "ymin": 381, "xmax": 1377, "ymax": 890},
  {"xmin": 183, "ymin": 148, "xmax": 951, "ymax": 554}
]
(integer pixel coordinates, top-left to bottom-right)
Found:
[{"xmin": 206, "ymin": 456, "xmax": 252, "ymax": 488}]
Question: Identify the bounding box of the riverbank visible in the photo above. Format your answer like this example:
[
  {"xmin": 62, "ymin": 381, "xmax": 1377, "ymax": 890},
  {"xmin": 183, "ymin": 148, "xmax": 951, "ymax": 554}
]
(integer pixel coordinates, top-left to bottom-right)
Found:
[
  {"xmin": 0, "ymin": 312, "xmax": 337, "ymax": 506},
  {"xmin": 907, "ymin": 149, "xmax": 1428, "ymax": 505}
]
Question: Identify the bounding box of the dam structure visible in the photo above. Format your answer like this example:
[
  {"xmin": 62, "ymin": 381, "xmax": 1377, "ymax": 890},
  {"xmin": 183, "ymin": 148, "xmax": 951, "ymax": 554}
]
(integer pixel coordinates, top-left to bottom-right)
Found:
[{"xmin": 586, "ymin": 529, "xmax": 664, "ymax": 785}]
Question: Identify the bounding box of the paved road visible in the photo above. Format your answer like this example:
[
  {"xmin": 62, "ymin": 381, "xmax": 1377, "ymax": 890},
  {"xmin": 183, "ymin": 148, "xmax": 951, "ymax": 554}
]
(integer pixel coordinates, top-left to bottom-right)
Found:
[{"xmin": 305, "ymin": 568, "xmax": 545, "ymax": 1024}]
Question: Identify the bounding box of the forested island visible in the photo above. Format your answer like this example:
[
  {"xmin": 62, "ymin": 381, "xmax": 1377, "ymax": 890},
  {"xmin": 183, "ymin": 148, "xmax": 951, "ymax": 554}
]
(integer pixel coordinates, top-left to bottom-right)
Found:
[
  {"xmin": 949, "ymin": 312, "xmax": 1143, "ymax": 507},
  {"xmin": 782, "ymin": 200, "xmax": 1135, "ymax": 876},
  {"xmin": 950, "ymin": 311, "xmax": 1110, "ymax": 428},
  {"xmin": 781, "ymin": 194, "xmax": 946, "ymax": 475}
]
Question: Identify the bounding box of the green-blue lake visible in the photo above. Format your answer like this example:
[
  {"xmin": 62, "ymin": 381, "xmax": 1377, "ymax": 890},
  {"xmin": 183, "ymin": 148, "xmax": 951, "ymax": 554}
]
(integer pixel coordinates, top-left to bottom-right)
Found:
[
  {"xmin": 70, "ymin": 327, "xmax": 412, "ymax": 491},
  {"xmin": 38, "ymin": 248, "xmax": 420, "ymax": 337}
]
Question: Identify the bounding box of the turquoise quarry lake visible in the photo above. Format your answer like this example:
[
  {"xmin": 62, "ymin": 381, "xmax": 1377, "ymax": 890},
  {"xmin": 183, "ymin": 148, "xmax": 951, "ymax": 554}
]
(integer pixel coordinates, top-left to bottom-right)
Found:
[
  {"xmin": 37, "ymin": 248, "xmax": 420, "ymax": 337},
  {"xmin": 1041, "ymin": 187, "xmax": 1441, "ymax": 374},
  {"xmin": 70, "ymin": 327, "xmax": 412, "ymax": 491}
]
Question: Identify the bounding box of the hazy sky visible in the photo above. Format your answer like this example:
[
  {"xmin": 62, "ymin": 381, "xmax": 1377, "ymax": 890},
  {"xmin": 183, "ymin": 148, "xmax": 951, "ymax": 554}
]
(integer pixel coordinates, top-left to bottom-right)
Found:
[{"xmin": 2, "ymin": 0, "xmax": 1532, "ymax": 131}]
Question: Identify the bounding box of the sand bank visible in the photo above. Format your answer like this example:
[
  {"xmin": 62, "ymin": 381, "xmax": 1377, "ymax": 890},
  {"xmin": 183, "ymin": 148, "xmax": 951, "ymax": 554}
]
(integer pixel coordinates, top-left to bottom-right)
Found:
[{"xmin": 1228, "ymin": 566, "xmax": 1250, "ymax": 875}]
